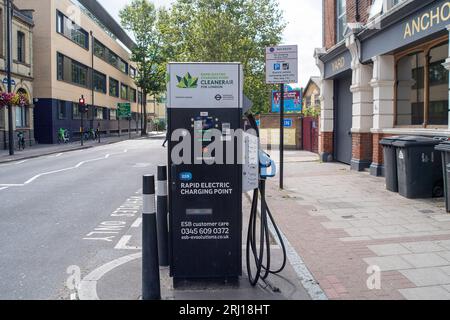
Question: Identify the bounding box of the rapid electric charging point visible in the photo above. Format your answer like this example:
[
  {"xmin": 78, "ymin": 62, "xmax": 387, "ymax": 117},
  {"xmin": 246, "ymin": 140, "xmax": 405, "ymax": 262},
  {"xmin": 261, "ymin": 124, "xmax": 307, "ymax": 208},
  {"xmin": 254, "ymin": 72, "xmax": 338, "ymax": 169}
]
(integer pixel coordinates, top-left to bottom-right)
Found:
[{"xmin": 167, "ymin": 62, "xmax": 255, "ymax": 285}]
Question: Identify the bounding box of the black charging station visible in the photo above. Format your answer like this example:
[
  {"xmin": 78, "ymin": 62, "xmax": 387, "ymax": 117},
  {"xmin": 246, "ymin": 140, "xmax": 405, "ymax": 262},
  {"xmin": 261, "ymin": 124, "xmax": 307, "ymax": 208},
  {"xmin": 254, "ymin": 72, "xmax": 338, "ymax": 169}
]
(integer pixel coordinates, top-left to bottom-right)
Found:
[{"xmin": 166, "ymin": 63, "xmax": 247, "ymax": 285}]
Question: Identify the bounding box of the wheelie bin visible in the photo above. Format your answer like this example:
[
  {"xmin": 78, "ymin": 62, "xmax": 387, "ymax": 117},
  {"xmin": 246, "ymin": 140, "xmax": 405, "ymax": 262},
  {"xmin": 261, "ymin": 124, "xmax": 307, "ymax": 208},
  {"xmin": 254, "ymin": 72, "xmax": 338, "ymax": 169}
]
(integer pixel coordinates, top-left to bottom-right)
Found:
[
  {"xmin": 392, "ymin": 136, "xmax": 443, "ymax": 199},
  {"xmin": 380, "ymin": 136, "xmax": 401, "ymax": 192}
]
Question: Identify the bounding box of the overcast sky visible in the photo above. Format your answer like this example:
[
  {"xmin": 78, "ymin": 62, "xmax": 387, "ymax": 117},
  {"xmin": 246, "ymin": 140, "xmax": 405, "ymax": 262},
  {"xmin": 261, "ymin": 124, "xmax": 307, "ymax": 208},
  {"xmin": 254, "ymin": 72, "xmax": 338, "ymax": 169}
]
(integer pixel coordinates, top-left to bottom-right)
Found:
[{"xmin": 97, "ymin": 0, "xmax": 322, "ymax": 88}]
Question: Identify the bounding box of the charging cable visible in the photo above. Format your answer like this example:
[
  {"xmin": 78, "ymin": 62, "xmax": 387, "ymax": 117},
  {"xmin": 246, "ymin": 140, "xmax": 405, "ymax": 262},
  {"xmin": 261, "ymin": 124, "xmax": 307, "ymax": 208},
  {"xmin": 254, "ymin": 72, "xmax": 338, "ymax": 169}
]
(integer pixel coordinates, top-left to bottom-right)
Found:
[{"xmin": 245, "ymin": 114, "xmax": 287, "ymax": 287}]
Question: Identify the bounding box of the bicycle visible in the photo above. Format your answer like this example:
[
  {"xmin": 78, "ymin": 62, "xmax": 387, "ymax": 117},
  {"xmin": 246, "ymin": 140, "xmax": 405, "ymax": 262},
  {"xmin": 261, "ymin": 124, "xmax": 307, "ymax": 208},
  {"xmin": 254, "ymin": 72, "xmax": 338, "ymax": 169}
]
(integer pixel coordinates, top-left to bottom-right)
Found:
[
  {"xmin": 83, "ymin": 128, "xmax": 97, "ymax": 141},
  {"xmin": 58, "ymin": 128, "xmax": 70, "ymax": 144},
  {"xmin": 17, "ymin": 131, "xmax": 25, "ymax": 151}
]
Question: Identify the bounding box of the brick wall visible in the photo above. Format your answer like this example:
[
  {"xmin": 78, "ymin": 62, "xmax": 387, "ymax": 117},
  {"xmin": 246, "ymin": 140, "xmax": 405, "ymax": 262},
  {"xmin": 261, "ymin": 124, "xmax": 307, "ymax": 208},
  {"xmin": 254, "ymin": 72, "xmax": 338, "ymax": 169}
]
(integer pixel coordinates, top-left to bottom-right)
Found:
[
  {"xmin": 346, "ymin": 0, "xmax": 372, "ymax": 24},
  {"xmin": 351, "ymin": 132, "xmax": 372, "ymax": 162},
  {"xmin": 323, "ymin": 0, "xmax": 373, "ymax": 49},
  {"xmin": 372, "ymin": 133, "xmax": 395, "ymax": 166},
  {"xmin": 324, "ymin": 0, "xmax": 336, "ymax": 49},
  {"xmin": 319, "ymin": 131, "xmax": 333, "ymax": 155}
]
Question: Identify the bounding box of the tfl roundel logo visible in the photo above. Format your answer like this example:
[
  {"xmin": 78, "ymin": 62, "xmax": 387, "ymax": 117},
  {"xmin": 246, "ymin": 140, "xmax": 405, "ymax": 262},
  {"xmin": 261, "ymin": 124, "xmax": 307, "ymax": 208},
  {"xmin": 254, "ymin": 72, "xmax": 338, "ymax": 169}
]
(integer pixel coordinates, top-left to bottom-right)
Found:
[{"xmin": 179, "ymin": 172, "xmax": 193, "ymax": 181}]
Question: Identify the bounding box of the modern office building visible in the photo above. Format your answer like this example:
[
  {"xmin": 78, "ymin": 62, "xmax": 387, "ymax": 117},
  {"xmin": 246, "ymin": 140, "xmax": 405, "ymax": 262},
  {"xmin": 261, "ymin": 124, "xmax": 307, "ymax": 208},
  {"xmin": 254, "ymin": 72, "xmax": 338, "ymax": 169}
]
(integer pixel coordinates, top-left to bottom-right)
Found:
[
  {"xmin": 315, "ymin": 0, "xmax": 450, "ymax": 176},
  {"xmin": 0, "ymin": 0, "xmax": 34, "ymax": 150},
  {"xmin": 15, "ymin": 0, "xmax": 142, "ymax": 144}
]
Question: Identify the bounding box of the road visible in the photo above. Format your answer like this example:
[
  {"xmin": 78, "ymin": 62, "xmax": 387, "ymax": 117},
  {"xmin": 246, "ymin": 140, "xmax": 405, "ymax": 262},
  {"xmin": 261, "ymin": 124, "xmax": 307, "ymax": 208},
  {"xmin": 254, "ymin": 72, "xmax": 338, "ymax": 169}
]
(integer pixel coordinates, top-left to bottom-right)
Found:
[{"xmin": 0, "ymin": 138, "xmax": 165, "ymax": 299}]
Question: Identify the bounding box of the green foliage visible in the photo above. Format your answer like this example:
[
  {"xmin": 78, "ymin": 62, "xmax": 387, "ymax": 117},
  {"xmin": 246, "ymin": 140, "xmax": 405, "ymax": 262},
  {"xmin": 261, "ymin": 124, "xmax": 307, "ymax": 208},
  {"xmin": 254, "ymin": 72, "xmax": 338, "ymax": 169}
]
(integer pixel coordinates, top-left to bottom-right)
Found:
[
  {"xmin": 160, "ymin": 0, "xmax": 286, "ymax": 114},
  {"xmin": 120, "ymin": 0, "xmax": 169, "ymax": 133},
  {"xmin": 301, "ymin": 106, "xmax": 321, "ymax": 118}
]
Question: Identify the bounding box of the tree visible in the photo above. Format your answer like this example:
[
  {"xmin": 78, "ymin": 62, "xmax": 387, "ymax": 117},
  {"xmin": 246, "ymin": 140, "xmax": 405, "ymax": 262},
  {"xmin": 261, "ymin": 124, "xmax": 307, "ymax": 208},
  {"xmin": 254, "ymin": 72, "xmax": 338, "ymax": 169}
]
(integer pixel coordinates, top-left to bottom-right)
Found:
[
  {"xmin": 160, "ymin": 0, "xmax": 286, "ymax": 114},
  {"xmin": 120, "ymin": 0, "xmax": 167, "ymax": 135}
]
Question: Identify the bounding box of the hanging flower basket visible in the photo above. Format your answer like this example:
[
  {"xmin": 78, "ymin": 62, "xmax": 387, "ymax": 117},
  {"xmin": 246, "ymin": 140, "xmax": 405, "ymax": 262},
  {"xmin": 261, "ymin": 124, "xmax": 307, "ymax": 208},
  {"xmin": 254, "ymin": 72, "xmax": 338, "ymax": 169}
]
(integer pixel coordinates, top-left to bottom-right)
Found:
[
  {"xmin": 0, "ymin": 92, "xmax": 30, "ymax": 108},
  {"xmin": 0, "ymin": 92, "xmax": 15, "ymax": 108}
]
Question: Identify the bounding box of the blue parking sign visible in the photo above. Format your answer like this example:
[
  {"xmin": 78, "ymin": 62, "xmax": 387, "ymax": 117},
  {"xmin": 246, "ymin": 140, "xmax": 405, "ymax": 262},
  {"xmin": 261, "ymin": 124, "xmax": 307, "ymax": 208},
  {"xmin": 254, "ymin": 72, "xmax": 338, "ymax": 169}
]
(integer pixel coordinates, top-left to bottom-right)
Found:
[{"xmin": 284, "ymin": 119, "xmax": 293, "ymax": 128}]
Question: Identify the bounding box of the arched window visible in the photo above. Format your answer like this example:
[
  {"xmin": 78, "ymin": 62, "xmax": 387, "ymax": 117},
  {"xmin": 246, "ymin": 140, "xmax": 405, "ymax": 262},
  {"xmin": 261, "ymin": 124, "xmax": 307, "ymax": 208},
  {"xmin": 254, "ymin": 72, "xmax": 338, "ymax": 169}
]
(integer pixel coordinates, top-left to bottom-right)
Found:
[
  {"xmin": 395, "ymin": 39, "xmax": 449, "ymax": 127},
  {"xmin": 15, "ymin": 88, "xmax": 30, "ymax": 128}
]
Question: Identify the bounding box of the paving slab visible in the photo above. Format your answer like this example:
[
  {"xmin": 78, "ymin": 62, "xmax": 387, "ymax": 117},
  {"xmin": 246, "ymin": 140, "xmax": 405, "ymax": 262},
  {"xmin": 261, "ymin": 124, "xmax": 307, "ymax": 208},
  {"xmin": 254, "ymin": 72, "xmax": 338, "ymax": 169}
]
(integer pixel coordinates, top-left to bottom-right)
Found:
[
  {"xmin": 400, "ymin": 268, "xmax": 450, "ymax": 287},
  {"xmin": 399, "ymin": 286, "xmax": 450, "ymax": 300}
]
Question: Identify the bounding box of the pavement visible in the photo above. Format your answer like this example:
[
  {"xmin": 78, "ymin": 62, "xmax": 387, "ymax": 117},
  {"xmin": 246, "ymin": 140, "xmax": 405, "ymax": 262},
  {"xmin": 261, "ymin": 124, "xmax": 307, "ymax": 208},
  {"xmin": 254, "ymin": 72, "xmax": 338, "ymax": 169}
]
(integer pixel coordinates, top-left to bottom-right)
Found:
[
  {"xmin": 3, "ymin": 141, "xmax": 450, "ymax": 300},
  {"xmin": 0, "ymin": 131, "xmax": 167, "ymax": 164},
  {"xmin": 265, "ymin": 151, "xmax": 450, "ymax": 300}
]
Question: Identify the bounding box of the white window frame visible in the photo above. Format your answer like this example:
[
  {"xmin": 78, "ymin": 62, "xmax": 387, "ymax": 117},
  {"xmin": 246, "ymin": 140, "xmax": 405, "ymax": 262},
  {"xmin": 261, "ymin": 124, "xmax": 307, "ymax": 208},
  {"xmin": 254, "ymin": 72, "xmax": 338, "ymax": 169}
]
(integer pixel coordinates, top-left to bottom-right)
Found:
[{"xmin": 336, "ymin": 0, "xmax": 347, "ymax": 43}]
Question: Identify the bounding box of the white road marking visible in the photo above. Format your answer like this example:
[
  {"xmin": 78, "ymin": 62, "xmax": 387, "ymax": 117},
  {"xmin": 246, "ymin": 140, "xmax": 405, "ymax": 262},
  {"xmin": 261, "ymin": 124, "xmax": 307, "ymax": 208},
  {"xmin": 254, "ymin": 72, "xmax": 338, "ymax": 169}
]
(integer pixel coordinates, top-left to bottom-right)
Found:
[
  {"xmin": 0, "ymin": 160, "xmax": 27, "ymax": 167},
  {"xmin": 78, "ymin": 253, "xmax": 142, "ymax": 300},
  {"xmin": 114, "ymin": 235, "xmax": 141, "ymax": 250},
  {"xmin": 0, "ymin": 151, "xmax": 128, "ymax": 188},
  {"xmin": 54, "ymin": 153, "xmax": 63, "ymax": 157},
  {"xmin": 0, "ymin": 187, "xmax": 8, "ymax": 191},
  {"xmin": 131, "ymin": 218, "xmax": 142, "ymax": 228}
]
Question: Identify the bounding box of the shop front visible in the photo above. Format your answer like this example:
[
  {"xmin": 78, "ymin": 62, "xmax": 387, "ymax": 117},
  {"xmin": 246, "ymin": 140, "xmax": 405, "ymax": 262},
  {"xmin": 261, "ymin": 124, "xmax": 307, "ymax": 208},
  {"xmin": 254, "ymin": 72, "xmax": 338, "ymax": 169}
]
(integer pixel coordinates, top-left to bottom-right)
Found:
[{"xmin": 316, "ymin": 0, "xmax": 450, "ymax": 176}]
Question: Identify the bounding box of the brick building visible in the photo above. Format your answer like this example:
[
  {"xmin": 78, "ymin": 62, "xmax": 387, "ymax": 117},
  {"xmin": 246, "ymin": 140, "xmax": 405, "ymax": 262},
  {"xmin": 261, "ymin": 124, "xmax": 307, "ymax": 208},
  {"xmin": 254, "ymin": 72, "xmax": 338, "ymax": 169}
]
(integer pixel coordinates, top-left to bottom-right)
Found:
[{"xmin": 315, "ymin": 0, "xmax": 450, "ymax": 175}]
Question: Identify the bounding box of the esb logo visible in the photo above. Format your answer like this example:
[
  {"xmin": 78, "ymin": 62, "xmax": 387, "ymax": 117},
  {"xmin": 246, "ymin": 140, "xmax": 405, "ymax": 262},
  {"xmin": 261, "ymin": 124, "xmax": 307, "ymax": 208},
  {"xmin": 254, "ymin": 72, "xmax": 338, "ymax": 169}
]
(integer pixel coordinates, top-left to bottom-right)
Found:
[{"xmin": 179, "ymin": 172, "xmax": 193, "ymax": 181}]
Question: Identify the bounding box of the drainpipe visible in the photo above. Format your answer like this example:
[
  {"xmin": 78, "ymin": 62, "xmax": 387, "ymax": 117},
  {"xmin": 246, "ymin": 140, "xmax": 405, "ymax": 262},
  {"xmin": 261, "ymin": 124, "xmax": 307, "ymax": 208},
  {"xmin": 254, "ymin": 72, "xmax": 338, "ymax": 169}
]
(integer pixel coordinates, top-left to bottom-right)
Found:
[{"xmin": 355, "ymin": 0, "xmax": 360, "ymax": 22}]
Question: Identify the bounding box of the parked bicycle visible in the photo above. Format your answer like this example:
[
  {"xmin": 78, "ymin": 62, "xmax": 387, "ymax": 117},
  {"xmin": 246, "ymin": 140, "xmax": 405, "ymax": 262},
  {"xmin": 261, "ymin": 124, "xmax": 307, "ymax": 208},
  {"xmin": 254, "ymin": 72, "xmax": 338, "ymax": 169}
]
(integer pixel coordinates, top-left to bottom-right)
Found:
[
  {"xmin": 83, "ymin": 128, "xmax": 98, "ymax": 141},
  {"xmin": 17, "ymin": 131, "xmax": 25, "ymax": 151},
  {"xmin": 58, "ymin": 128, "xmax": 70, "ymax": 144}
]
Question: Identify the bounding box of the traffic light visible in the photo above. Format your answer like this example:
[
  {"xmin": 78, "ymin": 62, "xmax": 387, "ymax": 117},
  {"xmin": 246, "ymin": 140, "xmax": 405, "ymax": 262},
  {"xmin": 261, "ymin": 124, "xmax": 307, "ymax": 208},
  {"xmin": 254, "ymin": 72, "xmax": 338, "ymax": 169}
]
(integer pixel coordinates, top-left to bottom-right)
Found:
[{"xmin": 78, "ymin": 96, "xmax": 88, "ymax": 113}]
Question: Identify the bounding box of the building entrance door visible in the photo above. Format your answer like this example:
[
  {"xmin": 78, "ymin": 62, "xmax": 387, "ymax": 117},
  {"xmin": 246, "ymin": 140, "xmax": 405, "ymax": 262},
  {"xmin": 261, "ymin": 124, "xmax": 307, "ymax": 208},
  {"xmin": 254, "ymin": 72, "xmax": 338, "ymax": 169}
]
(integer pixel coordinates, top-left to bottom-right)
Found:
[{"xmin": 334, "ymin": 74, "xmax": 353, "ymax": 164}]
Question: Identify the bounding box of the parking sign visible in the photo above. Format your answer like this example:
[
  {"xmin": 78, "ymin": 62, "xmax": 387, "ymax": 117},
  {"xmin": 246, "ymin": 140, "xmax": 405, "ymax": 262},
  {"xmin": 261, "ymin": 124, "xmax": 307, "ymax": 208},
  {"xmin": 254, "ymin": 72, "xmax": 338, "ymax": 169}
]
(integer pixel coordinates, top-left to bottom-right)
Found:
[{"xmin": 265, "ymin": 45, "xmax": 298, "ymax": 84}]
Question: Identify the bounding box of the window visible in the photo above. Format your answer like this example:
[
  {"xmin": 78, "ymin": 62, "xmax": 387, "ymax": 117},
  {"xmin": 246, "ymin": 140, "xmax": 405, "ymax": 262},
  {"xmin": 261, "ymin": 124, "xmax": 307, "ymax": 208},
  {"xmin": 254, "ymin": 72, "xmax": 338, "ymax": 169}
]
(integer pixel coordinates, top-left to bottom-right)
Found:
[
  {"xmin": 94, "ymin": 38, "xmax": 129, "ymax": 73},
  {"xmin": 93, "ymin": 71, "xmax": 107, "ymax": 94},
  {"xmin": 94, "ymin": 39, "xmax": 106, "ymax": 60},
  {"xmin": 110, "ymin": 109, "xmax": 117, "ymax": 120},
  {"xmin": 396, "ymin": 41, "xmax": 449, "ymax": 127},
  {"xmin": 428, "ymin": 43, "xmax": 449, "ymax": 125},
  {"xmin": 305, "ymin": 97, "xmax": 311, "ymax": 107},
  {"xmin": 369, "ymin": 0, "xmax": 384, "ymax": 20},
  {"xmin": 109, "ymin": 78, "xmax": 119, "ymax": 97},
  {"xmin": 57, "ymin": 11, "xmax": 64, "ymax": 34},
  {"xmin": 71, "ymin": 61, "xmax": 88, "ymax": 87},
  {"xmin": 130, "ymin": 88, "xmax": 137, "ymax": 103},
  {"xmin": 17, "ymin": 31, "xmax": 25, "ymax": 63},
  {"xmin": 58, "ymin": 100, "xmax": 67, "ymax": 120},
  {"xmin": 121, "ymin": 84, "xmax": 129, "ymax": 100},
  {"xmin": 73, "ymin": 103, "xmax": 81, "ymax": 120},
  {"xmin": 57, "ymin": 53, "xmax": 64, "ymax": 81},
  {"xmin": 71, "ymin": 27, "xmax": 89, "ymax": 49},
  {"xmin": 336, "ymin": 0, "xmax": 346, "ymax": 43},
  {"xmin": 138, "ymin": 91, "xmax": 142, "ymax": 104},
  {"xmin": 0, "ymin": 106, "xmax": 5, "ymax": 128},
  {"xmin": 118, "ymin": 58, "xmax": 128, "ymax": 74},
  {"xmin": 130, "ymin": 67, "xmax": 137, "ymax": 79},
  {"xmin": 95, "ymin": 107, "xmax": 104, "ymax": 120},
  {"xmin": 56, "ymin": 10, "xmax": 89, "ymax": 49},
  {"xmin": 15, "ymin": 106, "xmax": 27, "ymax": 128}
]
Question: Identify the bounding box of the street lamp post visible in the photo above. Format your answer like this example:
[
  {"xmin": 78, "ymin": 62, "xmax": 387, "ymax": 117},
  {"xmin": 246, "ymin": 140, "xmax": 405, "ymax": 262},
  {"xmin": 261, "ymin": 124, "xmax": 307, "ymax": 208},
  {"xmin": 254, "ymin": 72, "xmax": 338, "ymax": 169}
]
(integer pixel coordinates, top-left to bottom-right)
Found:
[{"xmin": 6, "ymin": 0, "xmax": 14, "ymax": 156}]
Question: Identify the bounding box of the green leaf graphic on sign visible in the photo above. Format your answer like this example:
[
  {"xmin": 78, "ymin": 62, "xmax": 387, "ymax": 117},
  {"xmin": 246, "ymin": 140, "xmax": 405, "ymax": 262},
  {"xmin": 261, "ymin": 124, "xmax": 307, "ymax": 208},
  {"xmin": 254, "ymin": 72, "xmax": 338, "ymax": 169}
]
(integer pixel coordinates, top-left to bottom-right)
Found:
[{"xmin": 176, "ymin": 72, "xmax": 199, "ymax": 89}]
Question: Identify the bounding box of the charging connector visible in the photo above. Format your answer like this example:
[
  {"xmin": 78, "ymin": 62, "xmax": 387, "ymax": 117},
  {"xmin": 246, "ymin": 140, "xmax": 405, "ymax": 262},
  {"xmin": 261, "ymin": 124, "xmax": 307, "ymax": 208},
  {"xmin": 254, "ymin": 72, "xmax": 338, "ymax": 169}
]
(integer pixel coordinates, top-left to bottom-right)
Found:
[{"xmin": 245, "ymin": 113, "xmax": 287, "ymax": 287}]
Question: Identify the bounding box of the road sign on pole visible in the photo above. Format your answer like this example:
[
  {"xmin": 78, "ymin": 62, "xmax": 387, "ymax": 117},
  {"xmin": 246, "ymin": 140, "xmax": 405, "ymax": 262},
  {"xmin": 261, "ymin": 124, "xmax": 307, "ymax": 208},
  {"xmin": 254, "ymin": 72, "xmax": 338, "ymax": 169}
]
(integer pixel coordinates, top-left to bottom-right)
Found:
[
  {"xmin": 265, "ymin": 45, "xmax": 298, "ymax": 84},
  {"xmin": 118, "ymin": 103, "xmax": 131, "ymax": 119},
  {"xmin": 265, "ymin": 45, "xmax": 298, "ymax": 190}
]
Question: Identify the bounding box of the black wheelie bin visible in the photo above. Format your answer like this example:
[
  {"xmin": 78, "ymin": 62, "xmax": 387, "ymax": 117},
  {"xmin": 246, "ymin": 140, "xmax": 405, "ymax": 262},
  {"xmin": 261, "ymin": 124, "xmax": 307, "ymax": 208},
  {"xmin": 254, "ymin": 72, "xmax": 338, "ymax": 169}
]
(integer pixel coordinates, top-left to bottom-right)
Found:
[
  {"xmin": 380, "ymin": 136, "xmax": 401, "ymax": 192},
  {"xmin": 435, "ymin": 141, "xmax": 450, "ymax": 212},
  {"xmin": 392, "ymin": 136, "xmax": 443, "ymax": 199}
]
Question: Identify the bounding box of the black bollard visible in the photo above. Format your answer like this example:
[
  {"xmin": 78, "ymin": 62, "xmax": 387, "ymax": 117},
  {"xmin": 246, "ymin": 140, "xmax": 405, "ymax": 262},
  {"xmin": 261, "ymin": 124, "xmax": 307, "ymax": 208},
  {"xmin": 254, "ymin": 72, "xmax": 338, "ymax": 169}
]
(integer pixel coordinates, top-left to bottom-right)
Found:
[
  {"xmin": 157, "ymin": 166, "xmax": 169, "ymax": 267},
  {"xmin": 142, "ymin": 175, "xmax": 161, "ymax": 300}
]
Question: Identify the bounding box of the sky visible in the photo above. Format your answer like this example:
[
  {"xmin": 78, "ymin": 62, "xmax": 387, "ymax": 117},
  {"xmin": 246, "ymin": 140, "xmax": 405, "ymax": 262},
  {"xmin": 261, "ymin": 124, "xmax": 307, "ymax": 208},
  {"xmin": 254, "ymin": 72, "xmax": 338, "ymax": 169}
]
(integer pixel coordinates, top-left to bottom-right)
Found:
[{"xmin": 97, "ymin": 0, "xmax": 323, "ymax": 88}]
